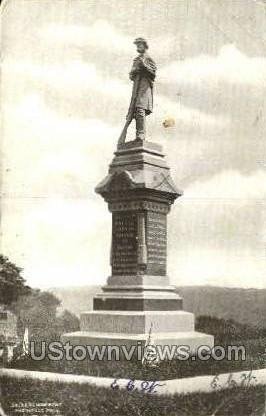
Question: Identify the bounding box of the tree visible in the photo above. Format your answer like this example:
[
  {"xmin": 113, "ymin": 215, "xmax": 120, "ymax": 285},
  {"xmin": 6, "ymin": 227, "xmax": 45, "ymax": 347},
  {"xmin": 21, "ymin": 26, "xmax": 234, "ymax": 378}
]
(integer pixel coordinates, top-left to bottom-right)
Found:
[
  {"xmin": 0, "ymin": 256, "xmax": 80, "ymax": 345},
  {"xmin": 57, "ymin": 310, "xmax": 80, "ymax": 334},
  {"xmin": 13, "ymin": 291, "xmax": 80, "ymax": 343},
  {"xmin": 196, "ymin": 315, "xmax": 260, "ymax": 344},
  {"xmin": 13, "ymin": 290, "xmax": 61, "ymax": 341},
  {"xmin": 0, "ymin": 255, "xmax": 31, "ymax": 305}
]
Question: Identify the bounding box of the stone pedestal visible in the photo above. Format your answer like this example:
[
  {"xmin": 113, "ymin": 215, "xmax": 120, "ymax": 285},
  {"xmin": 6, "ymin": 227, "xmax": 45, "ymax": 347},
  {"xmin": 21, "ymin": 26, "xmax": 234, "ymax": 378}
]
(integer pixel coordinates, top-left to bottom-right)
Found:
[{"xmin": 62, "ymin": 139, "xmax": 214, "ymax": 354}]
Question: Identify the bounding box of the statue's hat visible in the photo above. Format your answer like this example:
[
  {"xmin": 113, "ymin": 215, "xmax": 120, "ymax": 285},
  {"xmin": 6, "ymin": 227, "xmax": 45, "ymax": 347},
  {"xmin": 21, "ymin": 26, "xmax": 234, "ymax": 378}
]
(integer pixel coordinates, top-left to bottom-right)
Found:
[{"xmin": 134, "ymin": 37, "xmax": 148, "ymax": 49}]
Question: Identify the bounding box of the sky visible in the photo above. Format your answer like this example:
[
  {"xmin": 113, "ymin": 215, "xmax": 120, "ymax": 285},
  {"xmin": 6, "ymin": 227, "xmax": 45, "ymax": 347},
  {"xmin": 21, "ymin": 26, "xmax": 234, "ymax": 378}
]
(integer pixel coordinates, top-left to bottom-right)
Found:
[{"xmin": 1, "ymin": 0, "xmax": 266, "ymax": 289}]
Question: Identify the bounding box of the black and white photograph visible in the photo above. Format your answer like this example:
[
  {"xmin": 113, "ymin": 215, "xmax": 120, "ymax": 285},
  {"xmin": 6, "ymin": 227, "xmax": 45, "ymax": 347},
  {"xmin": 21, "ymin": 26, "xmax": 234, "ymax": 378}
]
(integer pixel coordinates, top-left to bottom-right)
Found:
[{"xmin": 0, "ymin": 0, "xmax": 266, "ymax": 415}]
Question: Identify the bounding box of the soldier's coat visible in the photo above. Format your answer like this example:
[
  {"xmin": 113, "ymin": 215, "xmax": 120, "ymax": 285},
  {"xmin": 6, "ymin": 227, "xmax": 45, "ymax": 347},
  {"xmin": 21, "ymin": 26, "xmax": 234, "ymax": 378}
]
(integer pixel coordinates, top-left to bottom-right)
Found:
[{"xmin": 127, "ymin": 53, "xmax": 157, "ymax": 119}]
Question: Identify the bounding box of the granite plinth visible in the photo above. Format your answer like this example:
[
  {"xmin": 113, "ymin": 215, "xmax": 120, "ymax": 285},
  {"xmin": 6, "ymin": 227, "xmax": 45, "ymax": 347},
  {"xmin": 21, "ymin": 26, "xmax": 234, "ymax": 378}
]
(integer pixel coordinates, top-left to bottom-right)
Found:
[
  {"xmin": 93, "ymin": 289, "xmax": 183, "ymax": 311},
  {"xmin": 80, "ymin": 311, "xmax": 194, "ymax": 333},
  {"xmin": 61, "ymin": 331, "xmax": 214, "ymax": 355}
]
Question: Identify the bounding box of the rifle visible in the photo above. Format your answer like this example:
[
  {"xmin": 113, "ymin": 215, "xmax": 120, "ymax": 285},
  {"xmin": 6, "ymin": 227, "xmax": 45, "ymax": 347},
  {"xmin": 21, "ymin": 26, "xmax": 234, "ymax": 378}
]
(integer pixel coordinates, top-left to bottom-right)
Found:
[{"xmin": 117, "ymin": 73, "xmax": 141, "ymax": 149}]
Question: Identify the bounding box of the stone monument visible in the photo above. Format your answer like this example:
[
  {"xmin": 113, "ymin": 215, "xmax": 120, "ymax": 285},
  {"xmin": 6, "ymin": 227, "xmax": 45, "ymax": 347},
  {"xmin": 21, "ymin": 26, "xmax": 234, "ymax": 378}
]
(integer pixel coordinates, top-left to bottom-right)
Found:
[{"xmin": 62, "ymin": 38, "xmax": 214, "ymax": 353}]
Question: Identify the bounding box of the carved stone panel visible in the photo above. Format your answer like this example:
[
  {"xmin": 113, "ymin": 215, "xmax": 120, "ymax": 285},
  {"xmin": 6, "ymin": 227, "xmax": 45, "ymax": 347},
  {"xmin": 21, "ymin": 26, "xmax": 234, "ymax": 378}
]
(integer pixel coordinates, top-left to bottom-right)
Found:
[
  {"xmin": 112, "ymin": 212, "xmax": 138, "ymax": 275},
  {"xmin": 146, "ymin": 211, "xmax": 167, "ymax": 275}
]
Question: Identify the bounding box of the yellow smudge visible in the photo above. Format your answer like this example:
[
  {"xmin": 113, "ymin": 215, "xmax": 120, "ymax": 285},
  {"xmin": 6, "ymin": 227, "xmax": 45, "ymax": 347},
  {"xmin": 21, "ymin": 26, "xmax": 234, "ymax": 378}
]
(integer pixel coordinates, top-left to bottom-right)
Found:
[{"xmin": 162, "ymin": 117, "xmax": 175, "ymax": 128}]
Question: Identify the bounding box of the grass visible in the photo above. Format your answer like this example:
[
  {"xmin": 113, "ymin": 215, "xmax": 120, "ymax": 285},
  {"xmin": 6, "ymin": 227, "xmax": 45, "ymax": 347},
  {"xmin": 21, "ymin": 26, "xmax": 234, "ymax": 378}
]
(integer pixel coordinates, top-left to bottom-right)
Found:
[
  {"xmin": 3, "ymin": 320, "xmax": 266, "ymax": 415},
  {"xmin": 1, "ymin": 375, "xmax": 266, "ymax": 416},
  {"xmin": 8, "ymin": 337, "xmax": 266, "ymax": 381}
]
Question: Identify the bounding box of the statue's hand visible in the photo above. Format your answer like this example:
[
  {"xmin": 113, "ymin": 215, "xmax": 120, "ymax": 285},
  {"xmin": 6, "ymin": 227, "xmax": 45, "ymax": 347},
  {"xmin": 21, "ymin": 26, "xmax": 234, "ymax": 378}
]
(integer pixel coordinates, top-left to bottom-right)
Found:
[{"xmin": 138, "ymin": 56, "xmax": 145, "ymax": 66}]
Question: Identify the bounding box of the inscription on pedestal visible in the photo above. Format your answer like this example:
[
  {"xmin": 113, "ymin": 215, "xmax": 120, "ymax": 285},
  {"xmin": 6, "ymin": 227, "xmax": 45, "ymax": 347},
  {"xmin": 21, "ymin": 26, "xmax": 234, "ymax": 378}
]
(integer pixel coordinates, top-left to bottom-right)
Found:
[
  {"xmin": 146, "ymin": 211, "xmax": 167, "ymax": 275},
  {"xmin": 112, "ymin": 212, "xmax": 138, "ymax": 275}
]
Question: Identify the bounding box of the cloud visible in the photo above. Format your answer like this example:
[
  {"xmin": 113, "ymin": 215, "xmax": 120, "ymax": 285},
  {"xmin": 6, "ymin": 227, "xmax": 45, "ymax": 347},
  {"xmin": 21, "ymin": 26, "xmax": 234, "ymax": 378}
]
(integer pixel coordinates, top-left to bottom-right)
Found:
[
  {"xmin": 1, "ymin": 94, "xmax": 116, "ymax": 288},
  {"xmin": 3, "ymin": 57, "xmax": 229, "ymax": 135},
  {"xmin": 41, "ymin": 20, "xmax": 177, "ymax": 59},
  {"xmin": 168, "ymin": 247, "xmax": 265, "ymax": 288},
  {"xmin": 2, "ymin": 94, "xmax": 119, "ymax": 198},
  {"xmin": 155, "ymin": 94, "xmax": 229, "ymax": 133},
  {"xmin": 160, "ymin": 44, "xmax": 266, "ymax": 86},
  {"xmin": 1, "ymin": 197, "xmax": 111, "ymax": 288},
  {"xmin": 174, "ymin": 170, "xmax": 266, "ymax": 250},
  {"xmin": 167, "ymin": 169, "xmax": 266, "ymax": 288},
  {"xmin": 3, "ymin": 59, "xmax": 129, "ymax": 99},
  {"xmin": 42, "ymin": 20, "xmax": 131, "ymax": 53},
  {"xmin": 185, "ymin": 169, "xmax": 266, "ymax": 200}
]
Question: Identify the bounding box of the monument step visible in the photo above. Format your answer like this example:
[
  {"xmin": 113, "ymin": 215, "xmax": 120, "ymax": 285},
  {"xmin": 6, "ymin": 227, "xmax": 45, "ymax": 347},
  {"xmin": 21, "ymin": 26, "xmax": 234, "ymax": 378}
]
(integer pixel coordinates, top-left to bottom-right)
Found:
[
  {"xmin": 93, "ymin": 290, "xmax": 183, "ymax": 311},
  {"xmin": 61, "ymin": 330, "xmax": 214, "ymax": 354},
  {"xmin": 80, "ymin": 310, "xmax": 194, "ymax": 334},
  {"xmin": 102, "ymin": 285, "xmax": 177, "ymax": 292},
  {"xmin": 94, "ymin": 290, "xmax": 182, "ymax": 298},
  {"xmin": 110, "ymin": 140, "xmax": 168, "ymax": 171}
]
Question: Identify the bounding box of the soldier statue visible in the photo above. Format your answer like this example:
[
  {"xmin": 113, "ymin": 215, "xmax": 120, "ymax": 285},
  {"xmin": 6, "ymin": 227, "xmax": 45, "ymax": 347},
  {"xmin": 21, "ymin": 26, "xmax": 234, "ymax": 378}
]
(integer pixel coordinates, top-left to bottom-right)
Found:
[{"xmin": 117, "ymin": 37, "xmax": 157, "ymax": 148}]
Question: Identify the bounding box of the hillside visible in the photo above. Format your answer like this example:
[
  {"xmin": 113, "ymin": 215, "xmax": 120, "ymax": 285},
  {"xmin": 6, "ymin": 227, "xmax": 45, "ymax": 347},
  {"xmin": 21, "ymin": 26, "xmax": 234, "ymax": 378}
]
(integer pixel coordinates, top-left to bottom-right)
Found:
[
  {"xmin": 179, "ymin": 286, "xmax": 266, "ymax": 328},
  {"xmin": 49, "ymin": 285, "xmax": 266, "ymax": 327},
  {"xmin": 50, "ymin": 285, "xmax": 100, "ymax": 316}
]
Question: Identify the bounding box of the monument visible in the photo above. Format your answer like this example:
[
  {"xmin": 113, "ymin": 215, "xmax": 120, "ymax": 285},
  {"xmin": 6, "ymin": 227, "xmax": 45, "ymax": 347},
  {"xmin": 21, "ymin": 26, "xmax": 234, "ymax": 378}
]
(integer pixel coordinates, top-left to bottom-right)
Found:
[{"xmin": 62, "ymin": 38, "xmax": 214, "ymax": 353}]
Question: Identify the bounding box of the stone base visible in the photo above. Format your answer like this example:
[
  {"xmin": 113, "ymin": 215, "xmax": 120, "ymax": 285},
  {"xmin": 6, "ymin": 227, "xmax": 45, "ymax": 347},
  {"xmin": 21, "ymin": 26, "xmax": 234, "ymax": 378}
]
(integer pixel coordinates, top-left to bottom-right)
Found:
[
  {"xmin": 62, "ymin": 309, "xmax": 214, "ymax": 358},
  {"xmin": 62, "ymin": 290, "xmax": 214, "ymax": 358},
  {"xmin": 80, "ymin": 310, "xmax": 194, "ymax": 333},
  {"xmin": 93, "ymin": 281, "xmax": 183, "ymax": 311},
  {"xmin": 93, "ymin": 289, "xmax": 183, "ymax": 311},
  {"xmin": 61, "ymin": 330, "xmax": 214, "ymax": 356},
  {"xmin": 61, "ymin": 140, "xmax": 215, "ymax": 358}
]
